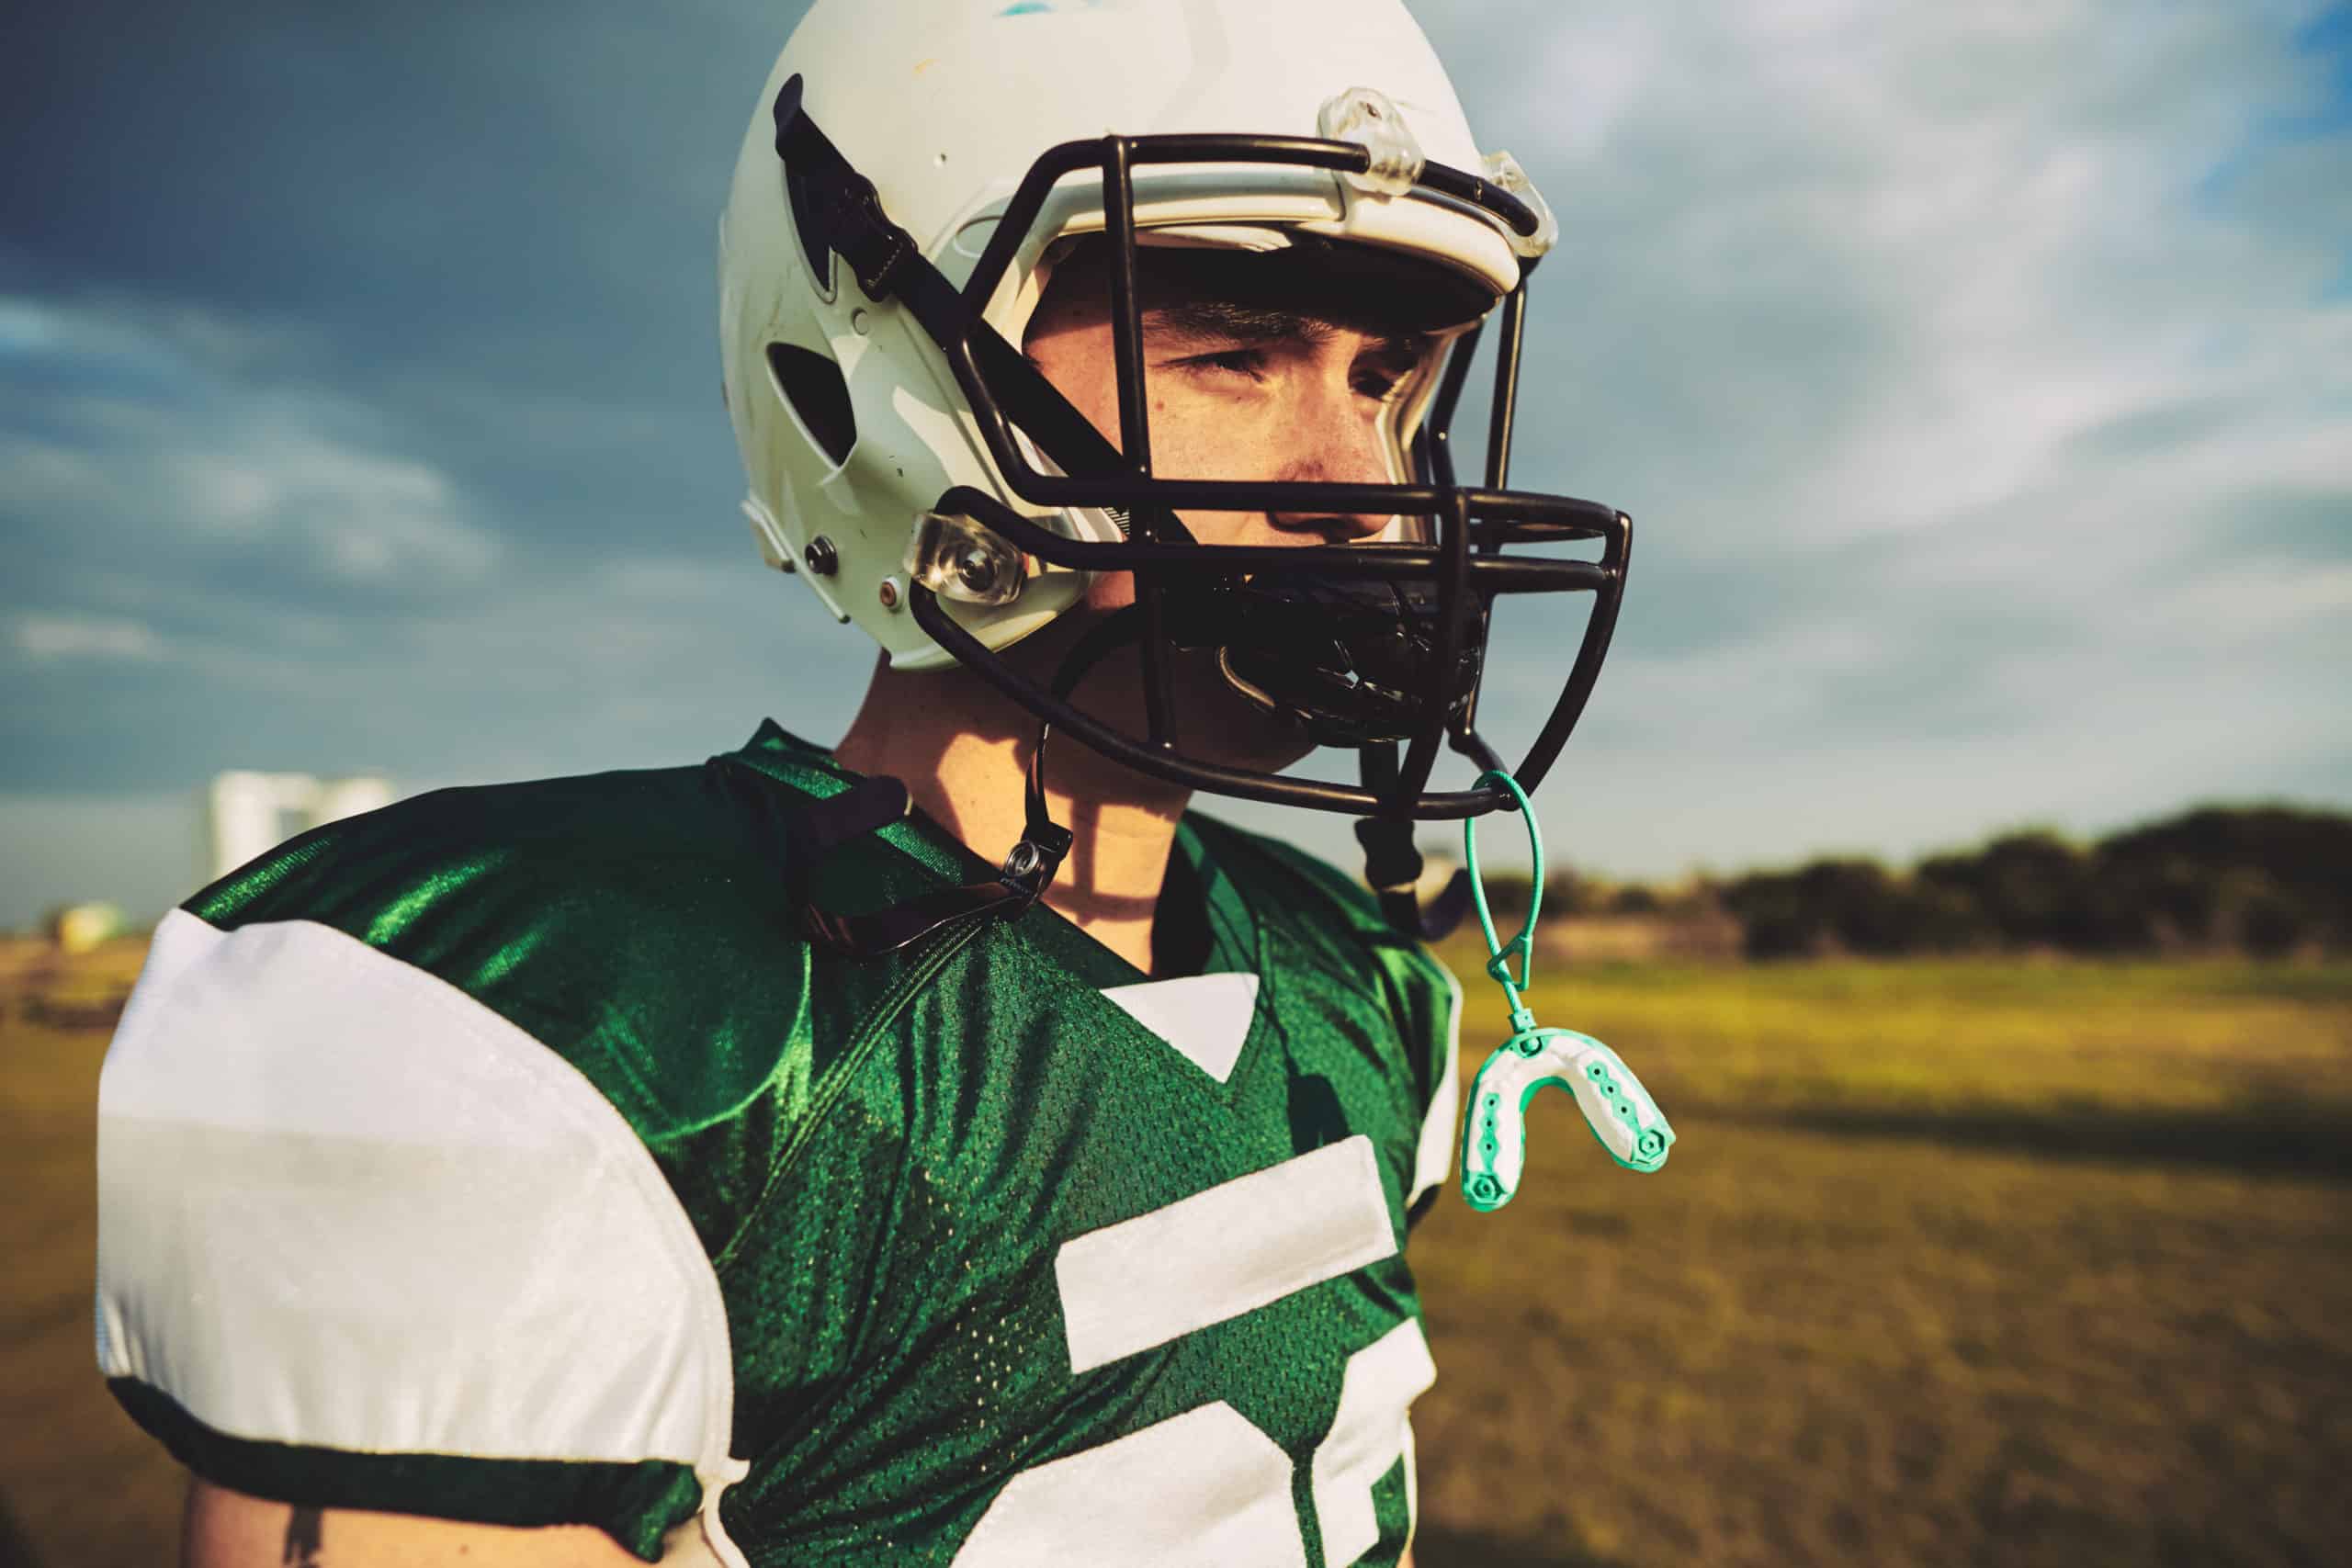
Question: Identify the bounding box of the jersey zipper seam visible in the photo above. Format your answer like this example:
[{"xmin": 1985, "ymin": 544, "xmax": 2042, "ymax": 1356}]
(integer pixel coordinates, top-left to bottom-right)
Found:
[{"xmin": 707, "ymin": 904, "xmax": 997, "ymax": 1281}]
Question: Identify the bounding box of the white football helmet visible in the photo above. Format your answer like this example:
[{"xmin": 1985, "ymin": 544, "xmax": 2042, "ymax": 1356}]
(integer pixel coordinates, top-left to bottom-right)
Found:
[{"xmin": 718, "ymin": 0, "xmax": 1630, "ymax": 922}]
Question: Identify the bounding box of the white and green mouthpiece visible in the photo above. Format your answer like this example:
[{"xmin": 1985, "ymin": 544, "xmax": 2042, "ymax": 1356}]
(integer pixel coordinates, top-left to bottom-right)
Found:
[{"xmin": 1456, "ymin": 770, "xmax": 1676, "ymax": 1213}]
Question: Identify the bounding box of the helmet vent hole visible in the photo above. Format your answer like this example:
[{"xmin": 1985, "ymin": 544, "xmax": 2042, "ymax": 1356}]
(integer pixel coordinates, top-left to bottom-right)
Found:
[{"xmin": 765, "ymin": 342, "xmax": 857, "ymax": 468}]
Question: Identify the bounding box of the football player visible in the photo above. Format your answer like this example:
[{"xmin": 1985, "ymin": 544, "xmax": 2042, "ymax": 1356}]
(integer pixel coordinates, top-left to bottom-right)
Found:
[{"xmin": 96, "ymin": 2, "xmax": 1631, "ymax": 1563}]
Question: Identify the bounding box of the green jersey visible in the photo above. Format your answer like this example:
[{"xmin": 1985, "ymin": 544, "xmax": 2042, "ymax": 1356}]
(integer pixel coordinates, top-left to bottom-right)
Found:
[{"xmin": 96, "ymin": 722, "xmax": 1464, "ymax": 1565}]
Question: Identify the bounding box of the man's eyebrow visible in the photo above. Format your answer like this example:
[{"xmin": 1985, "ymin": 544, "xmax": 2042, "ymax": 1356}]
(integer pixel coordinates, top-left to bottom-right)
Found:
[
  {"xmin": 1146, "ymin": 300, "xmax": 1434, "ymax": 361},
  {"xmin": 1147, "ymin": 300, "xmax": 1330, "ymax": 344},
  {"xmin": 1357, "ymin": 330, "xmax": 1437, "ymax": 365}
]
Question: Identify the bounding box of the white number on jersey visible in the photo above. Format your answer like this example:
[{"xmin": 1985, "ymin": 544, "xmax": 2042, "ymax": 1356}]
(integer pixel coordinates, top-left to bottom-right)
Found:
[{"xmin": 954, "ymin": 1134, "xmax": 1438, "ymax": 1566}]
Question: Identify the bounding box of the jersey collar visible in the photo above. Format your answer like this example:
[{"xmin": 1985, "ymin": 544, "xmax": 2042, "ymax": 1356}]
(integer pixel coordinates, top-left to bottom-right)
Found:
[{"xmin": 723, "ymin": 719, "xmax": 1263, "ymax": 984}]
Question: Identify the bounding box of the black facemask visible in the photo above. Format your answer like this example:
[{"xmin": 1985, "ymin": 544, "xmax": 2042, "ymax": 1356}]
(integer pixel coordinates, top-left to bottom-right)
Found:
[{"xmin": 1161, "ymin": 573, "xmax": 1484, "ymax": 748}]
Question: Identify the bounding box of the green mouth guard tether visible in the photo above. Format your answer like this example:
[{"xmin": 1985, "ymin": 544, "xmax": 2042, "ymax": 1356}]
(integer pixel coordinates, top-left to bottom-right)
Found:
[{"xmin": 1458, "ymin": 769, "xmax": 1675, "ymax": 1213}]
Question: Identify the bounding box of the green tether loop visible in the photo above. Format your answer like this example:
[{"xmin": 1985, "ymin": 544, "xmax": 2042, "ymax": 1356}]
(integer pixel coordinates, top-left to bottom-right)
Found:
[{"xmin": 1464, "ymin": 768, "xmax": 1543, "ymax": 1032}]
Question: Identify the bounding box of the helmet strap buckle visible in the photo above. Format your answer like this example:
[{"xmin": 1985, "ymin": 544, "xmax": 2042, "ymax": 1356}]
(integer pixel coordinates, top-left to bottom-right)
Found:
[
  {"xmin": 772, "ymin": 73, "xmax": 918, "ymax": 301},
  {"xmin": 813, "ymin": 167, "xmax": 916, "ymax": 300}
]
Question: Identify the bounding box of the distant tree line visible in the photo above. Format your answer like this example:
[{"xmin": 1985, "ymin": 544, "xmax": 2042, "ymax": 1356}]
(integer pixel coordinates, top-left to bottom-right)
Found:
[{"xmin": 1463, "ymin": 805, "xmax": 2351, "ymax": 960}]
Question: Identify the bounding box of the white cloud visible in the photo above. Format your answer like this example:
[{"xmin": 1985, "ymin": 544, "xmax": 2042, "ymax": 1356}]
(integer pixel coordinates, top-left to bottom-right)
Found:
[
  {"xmin": 0, "ymin": 288, "xmax": 322, "ymax": 379},
  {"xmin": 165, "ymin": 428, "xmax": 494, "ymax": 579},
  {"xmin": 599, "ymin": 557, "xmax": 752, "ymax": 602},
  {"xmin": 0, "ymin": 293, "xmax": 499, "ymax": 583},
  {"xmin": 0, "ymin": 433, "xmax": 119, "ymax": 513},
  {"xmin": 1411, "ymin": 0, "xmax": 2352, "ymax": 874},
  {"xmin": 1486, "ymin": 0, "xmax": 2347, "ymax": 544},
  {"xmin": 11, "ymin": 611, "xmax": 164, "ymax": 660},
  {"xmin": 2167, "ymin": 558, "xmax": 2352, "ymax": 643}
]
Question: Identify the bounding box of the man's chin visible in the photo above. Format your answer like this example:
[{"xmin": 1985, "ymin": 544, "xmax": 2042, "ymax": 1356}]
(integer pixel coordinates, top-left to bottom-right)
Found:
[
  {"xmin": 1001, "ymin": 620, "xmax": 1319, "ymax": 777},
  {"xmin": 1185, "ymin": 692, "xmax": 1320, "ymax": 776}
]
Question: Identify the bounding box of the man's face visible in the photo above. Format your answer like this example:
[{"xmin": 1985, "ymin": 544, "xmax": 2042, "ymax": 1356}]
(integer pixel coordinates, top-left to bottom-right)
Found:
[
  {"xmin": 1011, "ymin": 241, "xmax": 1468, "ymax": 774},
  {"xmin": 1023, "ymin": 242, "xmax": 1445, "ymax": 586}
]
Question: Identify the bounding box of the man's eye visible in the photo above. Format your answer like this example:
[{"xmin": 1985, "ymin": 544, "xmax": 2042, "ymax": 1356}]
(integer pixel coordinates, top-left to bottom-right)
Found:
[
  {"xmin": 1352, "ymin": 369, "xmax": 1407, "ymax": 401},
  {"xmin": 1174, "ymin": 348, "xmax": 1268, "ymax": 380}
]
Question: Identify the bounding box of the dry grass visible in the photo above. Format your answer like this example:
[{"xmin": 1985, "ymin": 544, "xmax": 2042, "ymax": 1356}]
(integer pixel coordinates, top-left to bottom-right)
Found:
[
  {"xmin": 0, "ymin": 939, "xmax": 181, "ymax": 1568},
  {"xmin": 3, "ymin": 939, "xmax": 2346, "ymax": 1566},
  {"xmin": 1411, "ymin": 949, "xmax": 2352, "ymax": 1568}
]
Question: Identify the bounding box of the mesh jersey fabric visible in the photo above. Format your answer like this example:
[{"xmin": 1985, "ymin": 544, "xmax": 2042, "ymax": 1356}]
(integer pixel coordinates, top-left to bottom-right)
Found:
[{"xmin": 96, "ymin": 720, "xmax": 1464, "ymax": 1567}]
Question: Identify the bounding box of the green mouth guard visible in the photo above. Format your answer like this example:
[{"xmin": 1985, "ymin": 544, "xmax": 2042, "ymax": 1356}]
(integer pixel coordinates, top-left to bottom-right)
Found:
[{"xmin": 1457, "ymin": 769, "xmax": 1675, "ymax": 1213}]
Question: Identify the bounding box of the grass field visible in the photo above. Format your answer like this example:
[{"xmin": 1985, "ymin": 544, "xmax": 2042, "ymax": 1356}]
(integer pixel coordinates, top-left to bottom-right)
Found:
[
  {"xmin": 3, "ymin": 937, "xmax": 2346, "ymax": 1566},
  {"xmin": 1409, "ymin": 947, "xmax": 2352, "ymax": 1568}
]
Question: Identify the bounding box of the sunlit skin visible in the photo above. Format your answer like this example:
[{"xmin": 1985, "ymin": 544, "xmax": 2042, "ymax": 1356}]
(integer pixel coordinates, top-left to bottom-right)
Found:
[
  {"xmin": 833, "ymin": 242, "xmax": 1448, "ymax": 974},
  {"xmin": 182, "ymin": 247, "xmax": 1451, "ymax": 1565}
]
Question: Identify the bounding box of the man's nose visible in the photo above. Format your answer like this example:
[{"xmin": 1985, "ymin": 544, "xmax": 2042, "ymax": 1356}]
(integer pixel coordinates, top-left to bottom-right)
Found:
[{"xmin": 1267, "ymin": 390, "xmax": 1396, "ymax": 543}]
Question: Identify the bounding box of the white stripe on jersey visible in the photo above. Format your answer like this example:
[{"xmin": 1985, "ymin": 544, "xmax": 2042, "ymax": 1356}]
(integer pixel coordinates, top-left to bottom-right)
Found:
[
  {"xmin": 1053, "ymin": 1134, "xmax": 1396, "ymax": 1376},
  {"xmin": 952, "ymin": 1402, "xmax": 1305, "ymax": 1568},
  {"xmin": 1407, "ymin": 961, "xmax": 1465, "ymax": 1213}
]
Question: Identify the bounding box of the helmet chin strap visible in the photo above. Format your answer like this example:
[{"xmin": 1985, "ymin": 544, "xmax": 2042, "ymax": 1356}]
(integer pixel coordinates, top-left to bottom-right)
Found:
[
  {"xmin": 796, "ymin": 609, "xmax": 1139, "ymax": 960},
  {"xmin": 1026, "ymin": 604, "xmax": 1485, "ymax": 946},
  {"xmin": 1002, "ymin": 608, "xmax": 1147, "ymax": 905},
  {"xmin": 1355, "ymin": 741, "xmax": 1478, "ymax": 942}
]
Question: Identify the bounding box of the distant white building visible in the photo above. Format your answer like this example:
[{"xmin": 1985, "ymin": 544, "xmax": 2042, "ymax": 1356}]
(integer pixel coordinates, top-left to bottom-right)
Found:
[{"xmin": 207, "ymin": 773, "xmax": 398, "ymax": 882}]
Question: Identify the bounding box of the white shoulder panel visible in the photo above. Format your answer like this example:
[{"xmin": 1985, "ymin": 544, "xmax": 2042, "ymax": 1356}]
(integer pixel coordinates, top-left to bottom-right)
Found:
[
  {"xmin": 95, "ymin": 908, "xmax": 736, "ymax": 1474},
  {"xmin": 1407, "ymin": 960, "xmax": 1464, "ymax": 1213}
]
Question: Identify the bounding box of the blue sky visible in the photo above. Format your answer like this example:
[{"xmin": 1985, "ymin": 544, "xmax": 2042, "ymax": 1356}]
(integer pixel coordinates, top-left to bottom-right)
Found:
[{"xmin": 4, "ymin": 0, "xmax": 2347, "ymax": 925}]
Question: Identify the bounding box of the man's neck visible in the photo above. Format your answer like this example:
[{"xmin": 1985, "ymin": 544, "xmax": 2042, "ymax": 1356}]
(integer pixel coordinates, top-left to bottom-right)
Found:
[{"xmin": 830, "ymin": 654, "xmax": 1190, "ymax": 976}]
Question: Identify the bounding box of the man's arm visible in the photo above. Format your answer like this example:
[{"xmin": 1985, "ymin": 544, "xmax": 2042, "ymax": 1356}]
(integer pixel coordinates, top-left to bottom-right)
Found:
[{"xmin": 184, "ymin": 1481, "xmax": 645, "ymax": 1568}]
